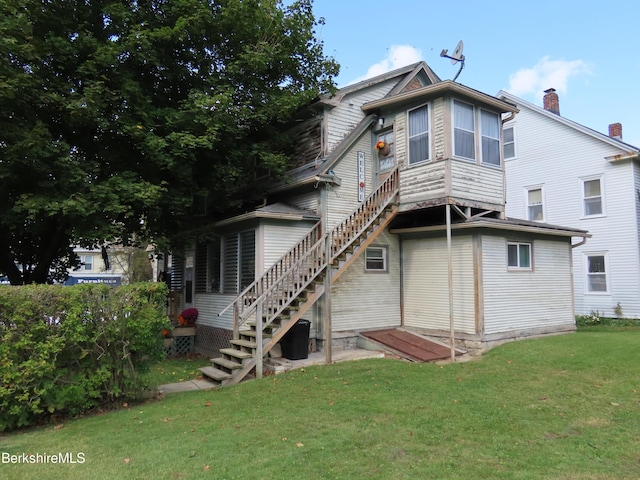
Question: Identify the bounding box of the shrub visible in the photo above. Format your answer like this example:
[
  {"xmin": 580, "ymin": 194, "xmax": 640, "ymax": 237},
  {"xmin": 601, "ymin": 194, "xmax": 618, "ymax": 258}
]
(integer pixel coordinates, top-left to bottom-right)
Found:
[{"xmin": 0, "ymin": 283, "xmax": 170, "ymax": 431}]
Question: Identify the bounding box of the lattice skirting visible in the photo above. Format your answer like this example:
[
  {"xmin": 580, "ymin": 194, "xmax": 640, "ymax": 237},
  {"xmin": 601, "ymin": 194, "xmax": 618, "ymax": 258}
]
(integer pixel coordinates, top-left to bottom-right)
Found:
[{"xmin": 195, "ymin": 324, "xmax": 232, "ymax": 357}]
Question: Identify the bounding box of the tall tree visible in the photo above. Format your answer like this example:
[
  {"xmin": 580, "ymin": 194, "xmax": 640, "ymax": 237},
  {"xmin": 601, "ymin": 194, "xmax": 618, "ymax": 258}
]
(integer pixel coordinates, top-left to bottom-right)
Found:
[{"xmin": 0, "ymin": 0, "xmax": 338, "ymax": 284}]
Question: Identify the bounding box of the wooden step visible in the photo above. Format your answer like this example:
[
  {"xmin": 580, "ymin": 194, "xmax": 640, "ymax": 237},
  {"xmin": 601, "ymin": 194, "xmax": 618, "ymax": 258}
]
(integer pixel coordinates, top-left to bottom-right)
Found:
[
  {"xmin": 212, "ymin": 357, "xmax": 244, "ymax": 371},
  {"xmin": 199, "ymin": 366, "xmax": 232, "ymax": 382},
  {"xmin": 230, "ymin": 339, "xmax": 257, "ymax": 350},
  {"xmin": 220, "ymin": 348, "xmax": 253, "ymax": 360},
  {"xmin": 239, "ymin": 330, "xmax": 272, "ymax": 339}
]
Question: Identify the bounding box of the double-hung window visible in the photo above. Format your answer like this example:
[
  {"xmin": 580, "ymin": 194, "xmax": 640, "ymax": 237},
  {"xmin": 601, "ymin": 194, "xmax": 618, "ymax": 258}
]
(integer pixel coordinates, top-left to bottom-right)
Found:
[
  {"xmin": 582, "ymin": 177, "xmax": 604, "ymax": 216},
  {"xmin": 527, "ymin": 187, "xmax": 544, "ymax": 221},
  {"xmin": 481, "ymin": 110, "xmax": 500, "ymax": 166},
  {"xmin": 586, "ymin": 254, "xmax": 608, "ymax": 293},
  {"xmin": 453, "ymin": 100, "xmax": 475, "ymax": 160},
  {"xmin": 408, "ymin": 105, "xmax": 429, "ymax": 165},
  {"xmin": 507, "ymin": 242, "xmax": 532, "ymax": 270}
]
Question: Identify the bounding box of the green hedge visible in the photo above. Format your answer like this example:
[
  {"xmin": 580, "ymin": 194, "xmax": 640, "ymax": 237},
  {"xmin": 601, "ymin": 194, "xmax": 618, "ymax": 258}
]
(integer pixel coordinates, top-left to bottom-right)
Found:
[{"xmin": 0, "ymin": 283, "xmax": 171, "ymax": 431}]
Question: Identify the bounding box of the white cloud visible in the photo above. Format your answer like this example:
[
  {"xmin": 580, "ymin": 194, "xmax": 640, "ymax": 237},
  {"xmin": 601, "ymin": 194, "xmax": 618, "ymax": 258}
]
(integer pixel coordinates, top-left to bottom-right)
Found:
[
  {"xmin": 507, "ymin": 56, "xmax": 591, "ymax": 97},
  {"xmin": 348, "ymin": 45, "xmax": 423, "ymax": 84}
]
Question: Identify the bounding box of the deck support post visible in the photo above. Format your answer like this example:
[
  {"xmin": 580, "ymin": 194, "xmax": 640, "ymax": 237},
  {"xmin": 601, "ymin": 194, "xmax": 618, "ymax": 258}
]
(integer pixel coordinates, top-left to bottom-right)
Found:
[
  {"xmin": 446, "ymin": 203, "xmax": 456, "ymax": 361},
  {"xmin": 255, "ymin": 298, "xmax": 263, "ymax": 379},
  {"xmin": 324, "ymin": 234, "xmax": 332, "ymax": 365}
]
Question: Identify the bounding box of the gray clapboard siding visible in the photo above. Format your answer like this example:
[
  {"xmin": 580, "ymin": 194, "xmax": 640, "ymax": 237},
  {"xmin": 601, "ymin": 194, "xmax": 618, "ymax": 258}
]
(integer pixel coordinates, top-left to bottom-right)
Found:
[
  {"xmin": 482, "ymin": 236, "xmax": 574, "ymax": 333},
  {"xmin": 331, "ymin": 230, "xmax": 401, "ymax": 331},
  {"xmin": 402, "ymin": 236, "xmax": 476, "ymax": 334}
]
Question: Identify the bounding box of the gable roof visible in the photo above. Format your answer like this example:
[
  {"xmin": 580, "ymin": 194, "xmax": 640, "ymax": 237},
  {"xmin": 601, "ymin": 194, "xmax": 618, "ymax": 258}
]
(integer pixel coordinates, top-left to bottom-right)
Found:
[{"xmin": 497, "ymin": 90, "xmax": 640, "ymax": 156}]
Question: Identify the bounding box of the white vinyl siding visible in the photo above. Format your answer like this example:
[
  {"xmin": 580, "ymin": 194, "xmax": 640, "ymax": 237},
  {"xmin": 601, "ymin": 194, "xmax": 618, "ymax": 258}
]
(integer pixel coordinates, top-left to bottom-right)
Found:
[{"xmin": 503, "ymin": 94, "xmax": 640, "ymax": 317}]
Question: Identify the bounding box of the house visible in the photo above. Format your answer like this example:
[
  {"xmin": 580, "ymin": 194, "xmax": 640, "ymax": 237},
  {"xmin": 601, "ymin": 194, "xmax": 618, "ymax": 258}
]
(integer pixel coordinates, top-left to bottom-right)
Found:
[
  {"xmin": 172, "ymin": 62, "xmax": 589, "ymax": 386},
  {"xmin": 65, "ymin": 245, "xmax": 153, "ymax": 286},
  {"xmin": 499, "ymin": 89, "xmax": 640, "ymax": 318}
]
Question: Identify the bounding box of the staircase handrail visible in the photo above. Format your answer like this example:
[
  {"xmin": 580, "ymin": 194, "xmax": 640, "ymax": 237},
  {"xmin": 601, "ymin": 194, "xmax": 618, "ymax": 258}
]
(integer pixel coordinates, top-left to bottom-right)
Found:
[{"xmin": 219, "ymin": 166, "xmax": 399, "ymax": 336}]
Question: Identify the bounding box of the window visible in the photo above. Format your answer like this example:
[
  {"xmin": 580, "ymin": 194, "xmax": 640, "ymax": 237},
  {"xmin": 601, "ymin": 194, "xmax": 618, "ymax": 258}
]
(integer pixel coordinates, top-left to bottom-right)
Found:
[
  {"xmin": 81, "ymin": 255, "xmax": 93, "ymax": 271},
  {"xmin": 503, "ymin": 126, "xmax": 515, "ymax": 159},
  {"xmin": 221, "ymin": 230, "xmax": 255, "ymax": 294},
  {"xmin": 453, "ymin": 100, "xmax": 475, "ymax": 160},
  {"xmin": 377, "ymin": 130, "xmax": 395, "ymax": 171},
  {"xmin": 408, "ymin": 105, "xmax": 429, "ymax": 165},
  {"xmin": 527, "ymin": 187, "xmax": 544, "ymax": 221},
  {"xmin": 195, "ymin": 237, "xmax": 221, "ymax": 293},
  {"xmin": 582, "ymin": 178, "xmax": 603, "ymax": 216},
  {"xmin": 481, "ymin": 110, "xmax": 500, "ymax": 166},
  {"xmin": 586, "ymin": 254, "xmax": 608, "ymax": 293},
  {"xmin": 365, "ymin": 246, "xmax": 387, "ymax": 272},
  {"xmin": 507, "ymin": 242, "xmax": 532, "ymax": 270}
]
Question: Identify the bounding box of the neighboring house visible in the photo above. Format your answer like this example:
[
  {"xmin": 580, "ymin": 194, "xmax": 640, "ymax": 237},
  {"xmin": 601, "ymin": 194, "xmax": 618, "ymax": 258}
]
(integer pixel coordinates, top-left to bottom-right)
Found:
[
  {"xmin": 499, "ymin": 89, "xmax": 640, "ymax": 319},
  {"xmin": 66, "ymin": 245, "xmax": 153, "ymax": 286},
  {"xmin": 173, "ymin": 62, "xmax": 588, "ymax": 386}
]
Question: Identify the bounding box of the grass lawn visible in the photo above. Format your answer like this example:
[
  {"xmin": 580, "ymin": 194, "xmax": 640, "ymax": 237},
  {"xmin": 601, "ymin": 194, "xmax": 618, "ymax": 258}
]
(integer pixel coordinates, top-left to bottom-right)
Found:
[
  {"xmin": 142, "ymin": 354, "xmax": 212, "ymax": 387},
  {"xmin": 1, "ymin": 327, "xmax": 639, "ymax": 479}
]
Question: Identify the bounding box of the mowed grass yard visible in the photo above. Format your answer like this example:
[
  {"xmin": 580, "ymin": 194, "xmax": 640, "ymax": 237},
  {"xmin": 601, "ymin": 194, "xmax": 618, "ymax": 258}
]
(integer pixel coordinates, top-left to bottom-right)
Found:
[{"xmin": 1, "ymin": 326, "xmax": 639, "ymax": 480}]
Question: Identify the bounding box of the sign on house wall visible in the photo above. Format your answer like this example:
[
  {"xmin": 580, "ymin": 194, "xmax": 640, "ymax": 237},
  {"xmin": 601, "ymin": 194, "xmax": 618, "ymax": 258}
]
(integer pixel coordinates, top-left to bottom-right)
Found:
[{"xmin": 358, "ymin": 151, "xmax": 366, "ymax": 202}]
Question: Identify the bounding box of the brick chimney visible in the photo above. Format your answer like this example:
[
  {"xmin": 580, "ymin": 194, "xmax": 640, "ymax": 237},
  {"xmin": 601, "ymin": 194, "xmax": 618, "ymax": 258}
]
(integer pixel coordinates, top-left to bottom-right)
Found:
[
  {"xmin": 608, "ymin": 123, "xmax": 622, "ymax": 140},
  {"xmin": 543, "ymin": 88, "xmax": 560, "ymax": 115}
]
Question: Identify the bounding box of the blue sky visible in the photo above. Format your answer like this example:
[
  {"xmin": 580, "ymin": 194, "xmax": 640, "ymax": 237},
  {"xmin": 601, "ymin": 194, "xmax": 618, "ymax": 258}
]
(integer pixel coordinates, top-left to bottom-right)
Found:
[{"xmin": 313, "ymin": 0, "xmax": 640, "ymax": 147}]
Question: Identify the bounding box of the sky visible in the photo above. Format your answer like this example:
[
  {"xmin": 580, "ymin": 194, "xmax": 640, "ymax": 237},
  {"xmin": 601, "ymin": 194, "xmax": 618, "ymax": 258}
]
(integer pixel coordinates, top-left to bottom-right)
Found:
[{"xmin": 312, "ymin": 0, "xmax": 640, "ymax": 148}]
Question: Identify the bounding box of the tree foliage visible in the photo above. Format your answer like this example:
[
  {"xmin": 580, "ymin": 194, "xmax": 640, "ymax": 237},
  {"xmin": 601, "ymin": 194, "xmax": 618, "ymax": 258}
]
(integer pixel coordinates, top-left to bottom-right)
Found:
[{"xmin": 0, "ymin": 0, "xmax": 338, "ymax": 284}]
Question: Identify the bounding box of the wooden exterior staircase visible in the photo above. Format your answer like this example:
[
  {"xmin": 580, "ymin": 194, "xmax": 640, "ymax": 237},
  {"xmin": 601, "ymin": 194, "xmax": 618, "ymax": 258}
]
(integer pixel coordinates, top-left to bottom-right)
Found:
[{"xmin": 201, "ymin": 168, "xmax": 399, "ymax": 387}]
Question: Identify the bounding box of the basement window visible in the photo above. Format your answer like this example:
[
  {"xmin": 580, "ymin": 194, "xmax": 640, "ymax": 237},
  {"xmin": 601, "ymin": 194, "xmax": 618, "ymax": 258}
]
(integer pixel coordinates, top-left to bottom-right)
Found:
[{"xmin": 365, "ymin": 246, "xmax": 387, "ymax": 272}]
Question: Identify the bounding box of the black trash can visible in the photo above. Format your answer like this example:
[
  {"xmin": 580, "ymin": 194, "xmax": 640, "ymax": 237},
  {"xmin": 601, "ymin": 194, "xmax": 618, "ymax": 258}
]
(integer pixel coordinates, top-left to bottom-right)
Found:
[{"xmin": 280, "ymin": 319, "xmax": 311, "ymax": 360}]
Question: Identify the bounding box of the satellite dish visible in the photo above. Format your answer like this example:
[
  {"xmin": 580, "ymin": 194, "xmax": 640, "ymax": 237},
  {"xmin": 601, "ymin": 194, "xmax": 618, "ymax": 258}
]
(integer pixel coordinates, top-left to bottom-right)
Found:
[
  {"xmin": 450, "ymin": 40, "xmax": 464, "ymax": 64},
  {"xmin": 439, "ymin": 40, "xmax": 466, "ymax": 82}
]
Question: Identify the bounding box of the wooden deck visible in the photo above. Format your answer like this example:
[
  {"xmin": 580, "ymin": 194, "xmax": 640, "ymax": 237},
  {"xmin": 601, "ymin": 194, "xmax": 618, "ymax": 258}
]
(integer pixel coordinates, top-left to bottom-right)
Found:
[{"xmin": 361, "ymin": 329, "xmax": 462, "ymax": 362}]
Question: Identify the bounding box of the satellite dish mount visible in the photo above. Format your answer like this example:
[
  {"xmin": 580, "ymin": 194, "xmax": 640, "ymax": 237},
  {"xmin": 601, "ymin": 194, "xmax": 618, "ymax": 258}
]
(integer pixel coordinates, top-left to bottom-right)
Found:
[{"xmin": 440, "ymin": 40, "xmax": 465, "ymax": 82}]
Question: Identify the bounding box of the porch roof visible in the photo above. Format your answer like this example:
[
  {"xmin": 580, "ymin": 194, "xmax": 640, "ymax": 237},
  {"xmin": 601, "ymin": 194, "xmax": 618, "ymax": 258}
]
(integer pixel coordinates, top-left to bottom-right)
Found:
[
  {"xmin": 390, "ymin": 216, "xmax": 590, "ymax": 239},
  {"xmin": 214, "ymin": 202, "xmax": 320, "ymax": 227}
]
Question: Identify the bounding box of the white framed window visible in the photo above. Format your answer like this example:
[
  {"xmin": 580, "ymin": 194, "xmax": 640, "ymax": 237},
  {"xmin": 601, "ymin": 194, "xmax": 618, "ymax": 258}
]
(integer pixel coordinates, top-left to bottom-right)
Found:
[
  {"xmin": 526, "ymin": 186, "xmax": 544, "ymax": 221},
  {"xmin": 408, "ymin": 105, "xmax": 429, "ymax": 165},
  {"xmin": 480, "ymin": 110, "xmax": 500, "ymax": 166},
  {"xmin": 81, "ymin": 255, "xmax": 93, "ymax": 271},
  {"xmin": 453, "ymin": 100, "xmax": 475, "ymax": 160},
  {"xmin": 503, "ymin": 126, "xmax": 515, "ymax": 159},
  {"xmin": 585, "ymin": 253, "xmax": 608, "ymax": 293},
  {"xmin": 507, "ymin": 242, "xmax": 532, "ymax": 270},
  {"xmin": 582, "ymin": 177, "xmax": 604, "ymax": 217},
  {"xmin": 365, "ymin": 246, "xmax": 387, "ymax": 272}
]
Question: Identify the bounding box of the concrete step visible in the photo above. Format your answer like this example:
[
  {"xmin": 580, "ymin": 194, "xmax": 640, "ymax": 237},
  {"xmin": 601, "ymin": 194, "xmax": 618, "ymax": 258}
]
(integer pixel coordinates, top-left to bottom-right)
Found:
[{"xmin": 199, "ymin": 366, "xmax": 232, "ymax": 382}]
